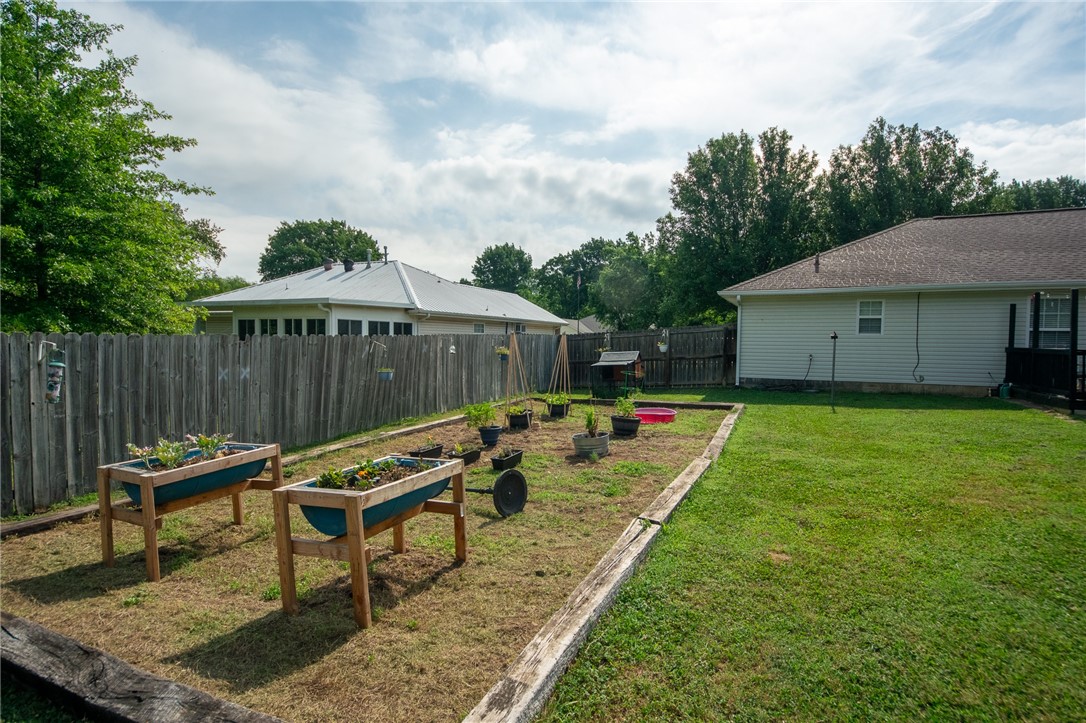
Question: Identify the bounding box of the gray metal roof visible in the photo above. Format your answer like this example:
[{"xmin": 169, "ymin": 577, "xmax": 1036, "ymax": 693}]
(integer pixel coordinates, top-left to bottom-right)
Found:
[
  {"xmin": 194, "ymin": 260, "xmax": 566, "ymax": 325},
  {"xmin": 721, "ymin": 208, "xmax": 1086, "ymax": 298},
  {"xmin": 592, "ymin": 351, "xmax": 641, "ymax": 366}
]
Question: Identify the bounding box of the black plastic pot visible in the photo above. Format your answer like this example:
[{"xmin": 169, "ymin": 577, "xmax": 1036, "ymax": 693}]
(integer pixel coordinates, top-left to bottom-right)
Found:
[
  {"xmin": 447, "ymin": 448, "xmax": 482, "ymax": 465},
  {"xmin": 479, "ymin": 425, "xmax": 502, "ymax": 447},
  {"xmin": 507, "ymin": 410, "xmax": 532, "ymax": 430},
  {"xmin": 491, "ymin": 449, "xmax": 523, "ymax": 470},
  {"xmin": 408, "ymin": 444, "xmax": 443, "ymax": 459},
  {"xmin": 610, "ymin": 415, "xmax": 641, "ymax": 438},
  {"xmin": 548, "ymin": 403, "xmax": 570, "ymax": 418}
]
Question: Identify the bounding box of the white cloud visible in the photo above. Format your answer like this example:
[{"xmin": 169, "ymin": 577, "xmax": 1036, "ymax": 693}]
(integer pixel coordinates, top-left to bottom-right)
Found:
[{"xmin": 956, "ymin": 119, "xmax": 1086, "ymax": 181}]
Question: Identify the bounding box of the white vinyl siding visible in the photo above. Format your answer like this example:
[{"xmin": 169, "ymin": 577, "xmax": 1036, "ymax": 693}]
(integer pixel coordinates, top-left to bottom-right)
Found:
[{"xmin": 737, "ymin": 289, "xmax": 1084, "ymax": 388}]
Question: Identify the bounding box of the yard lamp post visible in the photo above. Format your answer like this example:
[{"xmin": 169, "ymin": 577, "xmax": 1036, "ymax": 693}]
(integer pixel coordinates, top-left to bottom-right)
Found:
[{"xmin": 830, "ymin": 331, "xmax": 838, "ymax": 413}]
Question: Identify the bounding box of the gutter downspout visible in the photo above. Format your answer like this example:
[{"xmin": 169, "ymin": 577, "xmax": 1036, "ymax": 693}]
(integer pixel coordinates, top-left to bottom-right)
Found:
[
  {"xmin": 318, "ymin": 303, "xmax": 331, "ymax": 334},
  {"xmin": 734, "ymin": 295, "xmax": 742, "ymax": 387}
]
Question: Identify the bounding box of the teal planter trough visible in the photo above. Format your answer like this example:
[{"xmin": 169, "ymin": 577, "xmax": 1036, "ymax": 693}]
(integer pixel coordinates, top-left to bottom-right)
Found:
[
  {"xmin": 122, "ymin": 444, "xmax": 269, "ymax": 506},
  {"xmin": 298, "ymin": 456, "xmax": 455, "ymax": 537}
]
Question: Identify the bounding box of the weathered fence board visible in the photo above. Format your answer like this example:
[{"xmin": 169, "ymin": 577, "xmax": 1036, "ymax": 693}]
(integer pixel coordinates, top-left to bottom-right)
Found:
[{"xmin": 1, "ymin": 326, "xmax": 731, "ymax": 514}]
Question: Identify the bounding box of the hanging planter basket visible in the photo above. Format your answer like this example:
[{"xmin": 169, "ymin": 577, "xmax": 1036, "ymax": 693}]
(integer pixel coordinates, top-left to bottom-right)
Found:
[{"xmin": 377, "ymin": 369, "xmax": 394, "ymax": 382}]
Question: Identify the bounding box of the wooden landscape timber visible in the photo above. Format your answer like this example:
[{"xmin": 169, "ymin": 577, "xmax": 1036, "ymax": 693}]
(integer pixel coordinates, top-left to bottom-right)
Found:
[
  {"xmin": 1, "ymin": 610, "xmax": 283, "ymax": 723},
  {"xmin": 465, "ymin": 403, "xmax": 743, "ymax": 722}
]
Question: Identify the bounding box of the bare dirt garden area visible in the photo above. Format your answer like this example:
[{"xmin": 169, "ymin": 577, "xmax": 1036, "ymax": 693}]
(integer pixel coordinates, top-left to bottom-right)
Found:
[{"xmin": 1, "ymin": 402, "xmax": 728, "ymax": 722}]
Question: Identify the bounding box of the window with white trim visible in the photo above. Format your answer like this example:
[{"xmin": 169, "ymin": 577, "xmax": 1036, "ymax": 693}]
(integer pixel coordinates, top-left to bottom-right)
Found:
[
  {"xmin": 259, "ymin": 318, "xmax": 278, "ymax": 336},
  {"xmin": 306, "ymin": 318, "xmax": 326, "ymax": 336},
  {"xmin": 473, "ymin": 323, "xmax": 485, "ymax": 334},
  {"xmin": 368, "ymin": 321, "xmax": 390, "ymax": 336},
  {"xmin": 393, "ymin": 322, "xmax": 413, "ymax": 336},
  {"xmin": 857, "ymin": 300, "xmax": 883, "ymax": 335},
  {"xmin": 238, "ymin": 319, "xmax": 255, "ymax": 340},
  {"xmin": 1030, "ymin": 292, "xmax": 1071, "ymax": 349},
  {"xmin": 284, "ymin": 318, "xmax": 302, "ymax": 336}
]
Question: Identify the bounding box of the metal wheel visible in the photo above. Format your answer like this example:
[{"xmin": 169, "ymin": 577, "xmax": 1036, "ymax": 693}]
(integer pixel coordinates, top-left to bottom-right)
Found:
[{"xmin": 492, "ymin": 469, "xmax": 528, "ymax": 517}]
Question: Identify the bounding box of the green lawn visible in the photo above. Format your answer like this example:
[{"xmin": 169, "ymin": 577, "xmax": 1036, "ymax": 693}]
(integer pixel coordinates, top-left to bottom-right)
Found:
[{"xmin": 542, "ymin": 391, "xmax": 1086, "ymax": 721}]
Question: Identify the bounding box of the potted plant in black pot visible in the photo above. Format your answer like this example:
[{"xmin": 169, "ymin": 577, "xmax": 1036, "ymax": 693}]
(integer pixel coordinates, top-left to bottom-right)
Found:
[
  {"xmin": 610, "ymin": 394, "xmax": 641, "ymax": 438},
  {"xmin": 465, "ymin": 402, "xmax": 502, "ymax": 447},
  {"xmin": 408, "ymin": 435, "xmax": 443, "ymax": 459},
  {"xmin": 544, "ymin": 392, "xmax": 571, "ymax": 418},
  {"xmin": 506, "ymin": 404, "xmax": 532, "ymax": 430},
  {"xmin": 496, "ymin": 345, "xmax": 510, "ymax": 361},
  {"xmin": 447, "ymin": 442, "xmax": 482, "ymax": 465},
  {"xmin": 490, "ymin": 445, "xmax": 523, "ymax": 471},
  {"xmin": 572, "ymin": 407, "xmax": 609, "ymax": 458}
]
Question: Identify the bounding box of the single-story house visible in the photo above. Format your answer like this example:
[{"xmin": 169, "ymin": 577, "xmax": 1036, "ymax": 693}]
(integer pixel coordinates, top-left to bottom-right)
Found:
[
  {"xmin": 193, "ymin": 258, "xmax": 567, "ymax": 338},
  {"xmin": 561, "ymin": 314, "xmax": 609, "ymax": 335},
  {"xmin": 718, "ymin": 208, "xmax": 1085, "ymax": 397}
]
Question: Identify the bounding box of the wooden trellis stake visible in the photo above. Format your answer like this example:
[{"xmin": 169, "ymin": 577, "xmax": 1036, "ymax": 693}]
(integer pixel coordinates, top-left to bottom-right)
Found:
[
  {"xmin": 502, "ymin": 333, "xmax": 534, "ymax": 421},
  {"xmin": 546, "ymin": 335, "xmax": 572, "ymax": 400}
]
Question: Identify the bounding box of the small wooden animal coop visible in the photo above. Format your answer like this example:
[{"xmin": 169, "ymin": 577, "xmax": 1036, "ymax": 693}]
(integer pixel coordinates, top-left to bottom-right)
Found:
[{"xmin": 591, "ymin": 350, "xmax": 643, "ymax": 398}]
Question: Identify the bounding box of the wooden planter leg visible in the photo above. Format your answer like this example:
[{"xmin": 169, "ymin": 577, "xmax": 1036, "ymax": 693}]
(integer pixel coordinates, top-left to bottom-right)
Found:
[
  {"xmin": 392, "ymin": 523, "xmax": 406, "ymax": 554},
  {"xmin": 452, "ymin": 470, "xmax": 467, "ymax": 562},
  {"xmin": 139, "ymin": 479, "xmax": 160, "ymax": 582},
  {"xmin": 272, "ymin": 489, "xmax": 299, "ymax": 615},
  {"xmin": 231, "ymin": 492, "xmax": 244, "ymax": 526},
  {"xmin": 345, "ymin": 495, "xmax": 372, "ymax": 628},
  {"xmin": 98, "ymin": 468, "xmax": 114, "ymax": 568}
]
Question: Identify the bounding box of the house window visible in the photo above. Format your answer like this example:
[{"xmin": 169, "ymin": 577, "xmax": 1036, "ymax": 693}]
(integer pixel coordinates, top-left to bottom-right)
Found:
[
  {"xmin": 238, "ymin": 319, "xmax": 256, "ymax": 340},
  {"xmin": 1030, "ymin": 292, "xmax": 1071, "ymax": 349},
  {"xmin": 393, "ymin": 322, "xmax": 413, "ymax": 336},
  {"xmin": 513, "ymin": 323, "xmax": 527, "ymax": 334},
  {"xmin": 474, "ymin": 323, "xmax": 485, "ymax": 334},
  {"xmin": 306, "ymin": 318, "xmax": 326, "ymax": 336},
  {"xmin": 284, "ymin": 319, "xmax": 302, "ymax": 336},
  {"xmin": 337, "ymin": 319, "xmax": 364, "ymax": 336},
  {"xmin": 259, "ymin": 318, "xmax": 278, "ymax": 336},
  {"xmin": 857, "ymin": 300, "xmax": 883, "ymax": 335},
  {"xmin": 368, "ymin": 321, "xmax": 390, "ymax": 336}
]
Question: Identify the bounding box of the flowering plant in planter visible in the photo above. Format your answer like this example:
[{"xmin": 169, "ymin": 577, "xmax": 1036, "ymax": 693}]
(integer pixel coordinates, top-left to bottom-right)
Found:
[{"xmin": 126, "ymin": 432, "xmax": 233, "ymax": 470}]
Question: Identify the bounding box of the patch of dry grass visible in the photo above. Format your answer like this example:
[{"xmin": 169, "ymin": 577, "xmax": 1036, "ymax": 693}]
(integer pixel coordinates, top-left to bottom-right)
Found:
[{"xmin": 0, "ymin": 404, "xmax": 724, "ymax": 722}]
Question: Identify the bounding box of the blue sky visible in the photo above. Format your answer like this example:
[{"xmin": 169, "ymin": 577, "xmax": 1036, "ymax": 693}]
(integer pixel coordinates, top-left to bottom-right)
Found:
[{"xmin": 69, "ymin": 1, "xmax": 1085, "ymax": 283}]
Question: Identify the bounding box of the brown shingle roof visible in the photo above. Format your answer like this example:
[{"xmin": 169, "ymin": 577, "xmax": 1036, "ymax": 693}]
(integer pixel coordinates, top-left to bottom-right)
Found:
[{"xmin": 721, "ymin": 208, "xmax": 1086, "ymax": 296}]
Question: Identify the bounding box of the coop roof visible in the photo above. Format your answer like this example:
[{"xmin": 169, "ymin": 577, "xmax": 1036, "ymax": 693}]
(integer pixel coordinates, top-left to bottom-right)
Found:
[{"xmin": 592, "ymin": 351, "xmax": 641, "ymax": 366}]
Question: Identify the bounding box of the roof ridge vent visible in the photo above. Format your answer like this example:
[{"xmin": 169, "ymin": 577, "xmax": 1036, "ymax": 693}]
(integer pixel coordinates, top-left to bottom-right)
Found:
[
  {"xmin": 323, "ymin": 258, "xmax": 333, "ymax": 271},
  {"xmin": 344, "ymin": 259, "xmax": 354, "ymax": 272}
]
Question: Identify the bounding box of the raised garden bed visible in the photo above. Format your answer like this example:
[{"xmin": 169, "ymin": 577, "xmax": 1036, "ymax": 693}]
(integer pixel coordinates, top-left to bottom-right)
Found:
[{"xmin": 2, "ymin": 402, "xmax": 731, "ymax": 722}]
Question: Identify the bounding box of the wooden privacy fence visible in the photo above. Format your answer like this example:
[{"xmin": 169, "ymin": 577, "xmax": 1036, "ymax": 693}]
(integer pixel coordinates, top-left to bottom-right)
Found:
[
  {"xmin": 567, "ymin": 325, "xmax": 736, "ymax": 391},
  {"xmin": 1, "ymin": 332, "xmax": 557, "ymax": 516}
]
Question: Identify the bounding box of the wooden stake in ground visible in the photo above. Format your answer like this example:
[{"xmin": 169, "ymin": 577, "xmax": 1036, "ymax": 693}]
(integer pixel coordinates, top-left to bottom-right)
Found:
[
  {"xmin": 545, "ymin": 335, "xmax": 572, "ymax": 402},
  {"xmin": 502, "ymin": 333, "xmax": 534, "ymax": 421}
]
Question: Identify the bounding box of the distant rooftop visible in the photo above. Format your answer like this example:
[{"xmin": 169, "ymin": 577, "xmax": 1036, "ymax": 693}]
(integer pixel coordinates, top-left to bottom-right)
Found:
[{"xmin": 195, "ymin": 260, "xmax": 566, "ymax": 326}]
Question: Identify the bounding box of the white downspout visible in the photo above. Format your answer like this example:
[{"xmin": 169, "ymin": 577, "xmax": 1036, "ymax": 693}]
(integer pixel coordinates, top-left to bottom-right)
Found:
[
  {"xmin": 734, "ymin": 295, "xmax": 742, "ymax": 387},
  {"xmin": 318, "ymin": 303, "xmax": 331, "ymax": 334}
]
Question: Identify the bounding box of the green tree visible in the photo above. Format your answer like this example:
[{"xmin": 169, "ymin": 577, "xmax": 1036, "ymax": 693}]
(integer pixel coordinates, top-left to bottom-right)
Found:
[
  {"xmin": 593, "ymin": 234, "xmax": 661, "ymax": 331},
  {"xmin": 533, "ymin": 237, "xmax": 619, "ymax": 319},
  {"xmin": 257, "ymin": 218, "xmax": 380, "ymax": 281},
  {"xmin": 655, "ymin": 128, "xmax": 819, "ymax": 325},
  {"xmin": 988, "ymin": 176, "xmax": 1086, "ymax": 212},
  {"xmin": 819, "ymin": 117, "xmax": 999, "ymax": 243},
  {"xmin": 470, "ymin": 243, "xmax": 533, "ymax": 294},
  {"xmin": 184, "ymin": 274, "xmax": 251, "ymax": 302},
  {"xmin": 1, "ymin": 0, "xmax": 222, "ymax": 333}
]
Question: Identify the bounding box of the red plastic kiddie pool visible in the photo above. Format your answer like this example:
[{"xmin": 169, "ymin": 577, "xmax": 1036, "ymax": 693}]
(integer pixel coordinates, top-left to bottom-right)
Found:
[{"xmin": 634, "ymin": 407, "xmax": 677, "ymax": 424}]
